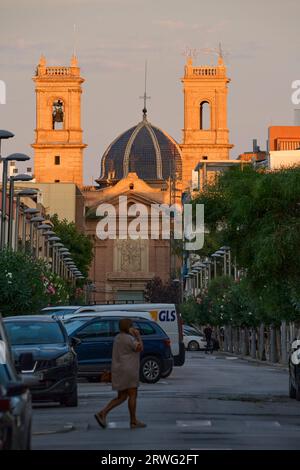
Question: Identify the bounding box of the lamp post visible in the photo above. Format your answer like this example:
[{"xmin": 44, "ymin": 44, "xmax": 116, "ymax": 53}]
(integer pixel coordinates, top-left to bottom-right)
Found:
[
  {"xmin": 211, "ymin": 253, "xmax": 222, "ymax": 278},
  {"xmin": 47, "ymin": 236, "xmax": 60, "ymax": 272},
  {"xmin": 23, "ymin": 207, "xmax": 39, "ymax": 250},
  {"xmin": 215, "ymin": 250, "xmax": 226, "ymax": 275},
  {"xmin": 13, "ymin": 188, "xmax": 37, "ymax": 251},
  {"xmin": 52, "ymin": 242, "xmax": 64, "ymax": 275},
  {"xmin": 0, "ymin": 131, "xmax": 14, "ymax": 246},
  {"xmin": 37, "ymin": 224, "xmax": 52, "ymax": 259},
  {"xmin": 30, "ymin": 215, "xmax": 45, "ymax": 256},
  {"xmin": 1, "ymin": 151, "xmax": 30, "ymax": 248},
  {"xmin": 203, "ymin": 260, "xmax": 212, "ymax": 287},
  {"xmin": 220, "ymin": 246, "xmax": 231, "ymax": 277},
  {"xmin": 43, "ymin": 230, "xmax": 55, "ymax": 261},
  {"xmin": 7, "ymin": 174, "xmax": 33, "ymax": 248},
  {"xmin": 60, "ymin": 249, "xmax": 71, "ymax": 279}
]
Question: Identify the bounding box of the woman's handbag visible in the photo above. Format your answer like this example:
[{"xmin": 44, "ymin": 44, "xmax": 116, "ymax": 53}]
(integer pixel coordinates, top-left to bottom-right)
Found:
[{"xmin": 100, "ymin": 370, "xmax": 112, "ymax": 383}]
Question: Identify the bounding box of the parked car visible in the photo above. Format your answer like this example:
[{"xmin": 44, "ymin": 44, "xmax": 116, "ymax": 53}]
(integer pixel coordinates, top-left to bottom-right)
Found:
[
  {"xmin": 64, "ymin": 316, "xmax": 173, "ymax": 384},
  {"xmin": 183, "ymin": 329, "xmax": 207, "ymax": 351},
  {"xmin": 0, "ymin": 315, "xmax": 32, "ymax": 450},
  {"xmin": 4, "ymin": 316, "xmax": 79, "ymax": 407},
  {"xmin": 289, "ymin": 338, "xmax": 300, "ymax": 400},
  {"xmin": 41, "ymin": 306, "xmax": 82, "ymax": 317},
  {"xmin": 46, "ymin": 303, "xmax": 185, "ymax": 368}
]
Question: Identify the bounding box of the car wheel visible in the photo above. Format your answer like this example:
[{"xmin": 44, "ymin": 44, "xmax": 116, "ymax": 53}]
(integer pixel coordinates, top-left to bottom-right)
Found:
[
  {"xmin": 60, "ymin": 384, "xmax": 78, "ymax": 407},
  {"xmin": 26, "ymin": 424, "xmax": 31, "ymax": 450},
  {"xmin": 289, "ymin": 376, "xmax": 296, "ymax": 399},
  {"xmin": 140, "ymin": 356, "xmax": 161, "ymax": 384},
  {"xmin": 188, "ymin": 341, "xmax": 199, "ymax": 351},
  {"xmin": 296, "ymin": 384, "xmax": 300, "ymax": 402},
  {"xmin": 160, "ymin": 365, "xmax": 173, "ymax": 379}
]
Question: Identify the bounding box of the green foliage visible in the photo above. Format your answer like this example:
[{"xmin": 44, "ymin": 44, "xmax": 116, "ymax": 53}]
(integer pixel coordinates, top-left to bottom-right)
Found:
[
  {"xmin": 144, "ymin": 276, "xmax": 181, "ymax": 304},
  {"xmin": 193, "ymin": 165, "xmax": 300, "ymax": 323},
  {"xmin": 50, "ymin": 214, "xmax": 93, "ymax": 278},
  {"xmin": 0, "ymin": 250, "xmax": 71, "ymax": 316}
]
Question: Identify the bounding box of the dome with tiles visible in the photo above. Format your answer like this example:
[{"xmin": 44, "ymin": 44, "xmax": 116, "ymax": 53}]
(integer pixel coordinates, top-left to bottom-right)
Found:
[{"xmin": 97, "ymin": 113, "xmax": 182, "ymax": 184}]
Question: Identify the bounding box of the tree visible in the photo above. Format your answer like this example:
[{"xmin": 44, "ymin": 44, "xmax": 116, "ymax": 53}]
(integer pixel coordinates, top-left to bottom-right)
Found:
[
  {"xmin": 0, "ymin": 250, "xmax": 70, "ymax": 316},
  {"xmin": 193, "ymin": 165, "xmax": 300, "ymax": 323},
  {"xmin": 144, "ymin": 276, "xmax": 181, "ymax": 304},
  {"xmin": 50, "ymin": 214, "xmax": 93, "ymax": 278}
]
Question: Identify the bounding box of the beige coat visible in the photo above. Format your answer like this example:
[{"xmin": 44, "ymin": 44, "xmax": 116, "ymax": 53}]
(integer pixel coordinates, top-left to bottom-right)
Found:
[{"xmin": 111, "ymin": 332, "xmax": 140, "ymax": 391}]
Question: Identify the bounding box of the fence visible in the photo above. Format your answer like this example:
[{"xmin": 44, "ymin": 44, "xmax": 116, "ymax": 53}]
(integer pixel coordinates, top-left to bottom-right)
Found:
[{"xmin": 213, "ymin": 322, "xmax": 300, "ymax": 364}]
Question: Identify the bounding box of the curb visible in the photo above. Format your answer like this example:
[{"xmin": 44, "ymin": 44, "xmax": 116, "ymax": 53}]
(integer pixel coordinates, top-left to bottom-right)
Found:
[
  {"xmin": 218, "ymin": 351, "xmax": 288, "ymax": 370},
  {"xmin": 33, "ymin": 423, "xmax": 75, "ymax": 436}
]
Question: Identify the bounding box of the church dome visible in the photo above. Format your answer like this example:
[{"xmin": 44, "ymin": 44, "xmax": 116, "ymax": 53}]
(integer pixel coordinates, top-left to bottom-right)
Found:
[{"xmin": 97, "ymin": 114, "xmax": 182, "ymax": 184}]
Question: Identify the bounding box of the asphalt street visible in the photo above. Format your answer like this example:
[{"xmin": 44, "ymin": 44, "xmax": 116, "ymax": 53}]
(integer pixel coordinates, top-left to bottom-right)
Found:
[{"xmin": 32, "ymin": 352, "xmax": 300, "ymax": 450}]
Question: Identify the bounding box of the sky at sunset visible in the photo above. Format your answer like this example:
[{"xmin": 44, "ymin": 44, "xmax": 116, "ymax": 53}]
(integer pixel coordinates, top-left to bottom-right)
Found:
[{"xmin": 1, "ymin": 0, "xmax": 300, "ymax": 183}]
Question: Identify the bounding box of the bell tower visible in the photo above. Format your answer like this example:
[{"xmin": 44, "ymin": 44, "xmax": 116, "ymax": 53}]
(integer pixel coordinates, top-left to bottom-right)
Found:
[
  {"xmin": 32, "ymin": 55, "xmax": 86, "ymax": 186},
  {"xmin": 180, "ymin": 54, "xmax": 233, "ymax": 189}
]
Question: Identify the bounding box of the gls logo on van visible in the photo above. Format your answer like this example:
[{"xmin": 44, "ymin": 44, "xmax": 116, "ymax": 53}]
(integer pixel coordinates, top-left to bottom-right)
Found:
[{"xmin": 150, "ymin": 310, "xmax": 176, "ymax": 322}]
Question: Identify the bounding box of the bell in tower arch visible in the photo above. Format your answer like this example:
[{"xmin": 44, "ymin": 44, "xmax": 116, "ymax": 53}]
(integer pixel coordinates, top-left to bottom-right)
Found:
[{"xmin": 52, "ymin": 99, "xmax": 64, "ymax": 129}]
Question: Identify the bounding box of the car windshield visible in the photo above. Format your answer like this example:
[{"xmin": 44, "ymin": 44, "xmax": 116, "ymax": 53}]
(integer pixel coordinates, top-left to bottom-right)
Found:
[
  {"xmin": 184, "ymin": 329, "xmax": 202, "ymax": 337},
  {"xmin": 64, "ymin": 318, "xmax": 94, "ymax": 335},
  {"xmin": 5, "ymin": 321, "xmax": 65, "ymax": 345},
  {"xmin": 42, "ymin": 307, "xmax": 79, "ymax": 316}
]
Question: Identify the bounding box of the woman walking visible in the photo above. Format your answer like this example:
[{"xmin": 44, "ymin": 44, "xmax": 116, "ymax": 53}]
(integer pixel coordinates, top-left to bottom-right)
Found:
[{"xmin": 94, "ymin": 318, "xmax": 146, "ymax": 429}]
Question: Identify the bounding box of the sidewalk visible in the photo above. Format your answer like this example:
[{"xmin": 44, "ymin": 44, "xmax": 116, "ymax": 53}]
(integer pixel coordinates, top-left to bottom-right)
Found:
[{"xmin": 217, "ymin": 350, "xmax": 288, "ymax": 371}]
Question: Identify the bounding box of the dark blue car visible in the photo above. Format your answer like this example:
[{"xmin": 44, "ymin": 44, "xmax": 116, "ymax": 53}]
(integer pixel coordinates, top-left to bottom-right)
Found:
[
  {"xmin": 64, "ymin": 316, "xmax": 173, "ymax": 384},
  {"xmin": 4, "ymin": 316, "xmax": 79, "ymax": 407}
]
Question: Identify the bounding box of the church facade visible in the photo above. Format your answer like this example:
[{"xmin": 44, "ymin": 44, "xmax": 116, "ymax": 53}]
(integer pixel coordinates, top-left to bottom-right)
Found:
[{"xmin": 31, "ymin": 52, "xmax": 233, "ymax": 303}]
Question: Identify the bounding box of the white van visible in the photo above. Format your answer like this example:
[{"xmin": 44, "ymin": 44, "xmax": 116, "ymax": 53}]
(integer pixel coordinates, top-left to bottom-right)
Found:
[{"xmin": 53, "ymin": 303, "xmax": 185, "ymax": 367}]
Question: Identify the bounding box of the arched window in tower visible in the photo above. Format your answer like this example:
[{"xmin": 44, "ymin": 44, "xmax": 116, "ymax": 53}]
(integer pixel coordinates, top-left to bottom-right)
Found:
[
  {"xmin": 200, "ymin": 101, "xmax": 211, "ymax": 130},
  {"xmin": 52, "ymin": 99, "xmax": 64, "ymax": 130}
]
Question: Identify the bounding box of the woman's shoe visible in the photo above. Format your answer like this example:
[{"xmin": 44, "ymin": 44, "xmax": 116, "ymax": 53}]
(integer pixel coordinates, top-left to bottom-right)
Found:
[
  {"xmin": 130, "ymin": 421, "xmax": 147, "ymax": 429},
  {"xmin": 94, "ymin": 413, "xmax": 107, "ymax": 429}
]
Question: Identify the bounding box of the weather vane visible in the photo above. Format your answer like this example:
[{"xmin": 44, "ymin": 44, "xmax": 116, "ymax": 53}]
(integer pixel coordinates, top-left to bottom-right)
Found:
[
  {"xmin": 139, "ymin": 60, "xmax": 151, "ymax": 119},
  {"xmin": 200, "ymin": 43, "xmax": 230, "ymax": 63},
  {"xmin": 182, "ymin": 43, "xmax": 229, "ymax": 64},
  {"xmin": 182, "ymin": 47, "xmax": 199, "ymax": 60}
]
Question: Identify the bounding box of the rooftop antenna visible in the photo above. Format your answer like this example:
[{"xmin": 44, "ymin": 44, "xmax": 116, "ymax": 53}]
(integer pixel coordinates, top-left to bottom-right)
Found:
[
  {"xmin": 200, "ymin": 42, "xmax": 229, "ymax": 64},
  {"xmin": 73, "ymin": 24, "xmax": 77, "ymax": 57},
  {"xmin": 140, "ymin": 60, "xmax": 151, "ymax": 120}
]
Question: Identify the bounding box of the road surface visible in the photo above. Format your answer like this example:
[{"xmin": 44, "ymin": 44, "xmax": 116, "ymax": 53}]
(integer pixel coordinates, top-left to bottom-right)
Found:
[{"xmin": 32, "ymin": 352, "xmax": 300, "ymax": 450}]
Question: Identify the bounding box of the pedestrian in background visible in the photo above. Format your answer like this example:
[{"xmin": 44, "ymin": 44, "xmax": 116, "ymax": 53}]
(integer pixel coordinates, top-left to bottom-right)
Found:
[
  {"xmin": 94, "ymin": 318, "xmax": 146, "ymax": 429},
  {"xmin": 204, "ymin": 324, "xmax": 213, "ymax": 354}
]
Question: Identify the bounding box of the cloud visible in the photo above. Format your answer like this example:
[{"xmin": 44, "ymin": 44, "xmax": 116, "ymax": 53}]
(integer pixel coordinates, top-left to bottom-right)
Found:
[{"xmin": 153, "ymin": 19, "xmax": 186, "ymax": 30}]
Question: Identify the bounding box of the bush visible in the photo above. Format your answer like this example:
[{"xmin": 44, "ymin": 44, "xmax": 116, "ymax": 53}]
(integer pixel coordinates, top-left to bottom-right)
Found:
[{"xmin": 0, "ymin": 250, "xmax": 70, "ymax": 316}]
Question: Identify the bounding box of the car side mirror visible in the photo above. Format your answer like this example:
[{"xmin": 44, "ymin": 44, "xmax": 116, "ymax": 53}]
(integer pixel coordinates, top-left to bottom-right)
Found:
[
  {"xmin": 6, "ymin": 382, "xmax": 28, "ymax": 397},
  {"xmin": 71, "ymin": 337, "xmax": 81, "ymax": 348}
]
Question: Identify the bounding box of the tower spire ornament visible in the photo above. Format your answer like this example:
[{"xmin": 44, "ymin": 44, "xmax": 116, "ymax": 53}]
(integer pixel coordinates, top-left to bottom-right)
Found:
[{"xmin": 140, "ymin": 60, "xmax": 151, "ymax": 120}]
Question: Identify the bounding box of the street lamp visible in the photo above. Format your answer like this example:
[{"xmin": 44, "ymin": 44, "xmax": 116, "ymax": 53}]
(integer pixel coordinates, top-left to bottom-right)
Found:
[
  {"xmin": 23, "ymin": 207, "xmax": 39, "ymax": 250},
  {"xmin": 220, "ymin": 246, "xmax": 232, "ymax": 277},
  {"xmin": 215, "ymin": 250, "xmax": 227, "ymax": 276},
  {"xmin": 37, "ymin": 224, "xmax": 52, "ymax": 259},
  {"xmin": 52, "ymin": 242, "xmax": 64, "ymax": 274},
  {"xmin": 12, "ymin": 187, "xmax": 37, "ymax": 251},
  {"xmin": 48, "ymin": 236, "xmax": 60, "ymax": 273},
  {"xmin": 211, "ymin": 253, "xmax": 222, "ymax": 278},
  {"xmin": 30, "ymin": 215, "xmax": 45, "ymax": 256},
  {"xmin": 1, "ymin": 152, "xmax": 30, "ymax": 248},
  {"xmin": 41, "ymin": 229, "xmax": 56, "ymax": 260},
  {"xmin": 7, "ymin": 174, "xmax": 33, "ymax": 248}
]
